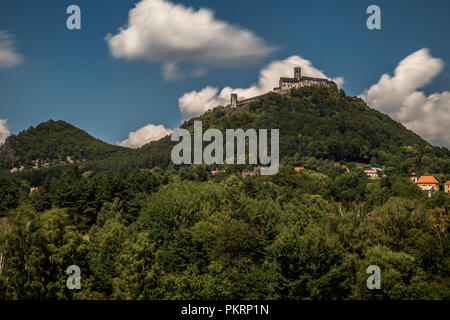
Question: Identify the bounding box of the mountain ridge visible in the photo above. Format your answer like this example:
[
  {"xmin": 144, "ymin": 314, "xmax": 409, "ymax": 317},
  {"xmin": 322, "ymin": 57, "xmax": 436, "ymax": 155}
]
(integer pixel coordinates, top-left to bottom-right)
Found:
[{"xmin": 1, "ymin": 87, "xmax": 450, "ymax": 175}]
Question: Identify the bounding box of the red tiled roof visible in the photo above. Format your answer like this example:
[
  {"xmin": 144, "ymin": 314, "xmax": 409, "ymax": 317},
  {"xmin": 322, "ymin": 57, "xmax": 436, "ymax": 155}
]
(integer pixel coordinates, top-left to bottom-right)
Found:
[
  {"xmin": 30, "ymin": 187, "xmax": 39, "ymax": 194},
  {"xmin": 417, "ymin": 176, "xmax": 439, "ymax": 184},
  {"xmin": 242, "ymin": 171, "xmax": 260, "ymax": 177},
  {"xmin": 294, "ymin": 167, "xmax": 304, "ymax": 172},
  {"xmin": 445, "ymin": 181, "xmax": 450, "ymax": 185}
]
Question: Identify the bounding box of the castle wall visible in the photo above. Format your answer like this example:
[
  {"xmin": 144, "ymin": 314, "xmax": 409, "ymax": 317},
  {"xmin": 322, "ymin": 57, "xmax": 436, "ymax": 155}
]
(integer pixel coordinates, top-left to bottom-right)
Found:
[
  {"xmin": 275, "ymin": 78, "xmax": 336, "ymax": 94},
  {"xmin": 231, "ymin": 93, "xmax": 238, "ymax": 108},
  {"xmin": 230, "ymin": 68, "xmax": 337, "ymax": 107}
]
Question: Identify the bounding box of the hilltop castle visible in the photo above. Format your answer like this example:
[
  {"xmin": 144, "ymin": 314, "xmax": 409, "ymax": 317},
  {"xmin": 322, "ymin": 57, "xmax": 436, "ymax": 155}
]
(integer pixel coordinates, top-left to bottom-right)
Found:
[
  {"xmin": 273, "ymin": 67, "xmax": 337, "ymax": 94},
  {"xmin": 230, "ymin": 67, "xmax": 337, "ymax": 108}
]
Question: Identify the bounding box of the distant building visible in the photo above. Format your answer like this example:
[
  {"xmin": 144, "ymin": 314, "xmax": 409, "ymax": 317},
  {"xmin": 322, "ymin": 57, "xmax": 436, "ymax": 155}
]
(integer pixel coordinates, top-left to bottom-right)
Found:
[
  {"xmin": 30, "ymin": 187, "xmax": 39, "ymax": 195},
  {"xmin": 294, "ymin": 166, "xmax": 305, "ymax": 172},
  {"xmin": 273, "ymin": 67, "xmax": 337, "ymax": 94},
  {"xmin": 242, "ymin": 171, "xmax": 260, "ymax": 178},
  {"xmin": 420, "ymin": 185, "xmax": 437, "ymax": 198},
  {"xmin": 211, "ymin": 169, "xmax": 225, "ymax": 175},
  {"xmin": 364, "ymin": 167, "xmax": 383, "ymax": 179},
  {"xmin": 445, "ymin": 181, "xmax": 450, "ymax": 193},
  {"xmin": 417, "ymin": 176, "xmax": 440, "ymax": 192},
  {"xmin": 364, "ymin": 169, "xmax": 378, "ymax": 178}
]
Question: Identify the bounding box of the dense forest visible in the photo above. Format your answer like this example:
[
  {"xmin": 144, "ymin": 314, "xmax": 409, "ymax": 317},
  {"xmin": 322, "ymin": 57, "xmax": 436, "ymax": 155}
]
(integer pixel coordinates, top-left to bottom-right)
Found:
[{"xmin": 0, "ymin": 87, "xmax": 449, "ymax": 299}]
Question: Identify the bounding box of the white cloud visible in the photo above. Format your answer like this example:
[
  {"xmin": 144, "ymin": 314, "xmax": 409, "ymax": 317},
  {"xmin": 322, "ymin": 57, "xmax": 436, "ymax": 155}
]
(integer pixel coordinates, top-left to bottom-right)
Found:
[
  {"xmin": 360, "ymin": 48, "xmax": 450, "ymax": 148},
  {"xmin": 178, "ymin": 55, "xmax": 344, "ymax": 119},
  {"xmin": 162, "ymin": 62, "xmax": 182, "ymax": 80},
  {"xmin": 105, "ymin": 0, "xmax": 274, "ymax": 78},
  {"xmin": 117, "ymin": 123, "xmax": 173, "ymax": 149},
  {"xmin": 0, "ymin": 30, "xmax": 23, "ymax": 68},
  {"xmin": 0, "ymin": 119, "xmax": 10, "ymax": 145},
  {"xmin": 162, "ymin": 62, "xmax": 207, "ymax": 81}
]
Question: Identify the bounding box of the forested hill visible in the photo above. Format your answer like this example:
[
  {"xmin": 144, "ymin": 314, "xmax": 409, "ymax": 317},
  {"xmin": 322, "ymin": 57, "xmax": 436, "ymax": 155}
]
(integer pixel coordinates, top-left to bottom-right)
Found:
[
  {"xmin": 0, "ymin": 120, "xmax": 126, "ymax": 170},
  {"xmin": 126, "ymin": 86, "xmax": 450, "ymax": 174},
  {"xmin": 1, "ymin": 87, "xmax": 450, "ymax": 300},
  {"xmin": 2, "ymin": 87, "xmax": 450, "ymax": 175},
  {"xmin": 186, "ymin": 87, "xmax": 443, "ymax": 162}
]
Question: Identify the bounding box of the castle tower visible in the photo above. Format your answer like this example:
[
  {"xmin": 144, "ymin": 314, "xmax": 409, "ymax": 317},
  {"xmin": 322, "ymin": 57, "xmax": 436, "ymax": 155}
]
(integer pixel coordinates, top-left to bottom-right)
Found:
[
  {"xmin": 410, "ymin": 166, "xmax": 418, "ymax": 183},
  {"xmin": 294, "ymin": 67, "xmax": 302, "ymax": 80},
  {"xmin": 231, "ymin": 93, "xmax": 238, "ymax": 108}
]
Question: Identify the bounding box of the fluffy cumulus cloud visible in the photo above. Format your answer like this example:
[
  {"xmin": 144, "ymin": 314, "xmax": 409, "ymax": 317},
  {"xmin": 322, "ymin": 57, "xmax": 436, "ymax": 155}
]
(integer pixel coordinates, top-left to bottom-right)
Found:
[
  {"xmin": 360, "ymin": 48, "xmax": 450, "ymax": 148},
  {"xmin": 0, "ymin": 119, "xmax": 10, "ymax": 145},
  {"xmin": 117, "ymin": 123, "xmax": 173, "ymax": 149},
  {"xmin": 0, "ymin": 30, "xmax": 23, "ymax": 68},
  {"xmin": 178, "ymin": 55, "xmax": 344, "ymax": 119},
  {"xmin": 106, "ymin": 0, "xmax": 274, "ymax": 79},
  {"xmin": 162, "ymin": 62, "xmax": 207, "ymax": 81}
]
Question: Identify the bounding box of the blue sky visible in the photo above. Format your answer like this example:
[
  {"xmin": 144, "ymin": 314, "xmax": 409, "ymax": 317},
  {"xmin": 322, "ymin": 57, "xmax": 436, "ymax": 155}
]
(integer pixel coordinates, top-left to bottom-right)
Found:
[{"xmin": 1, "ymin": 0, "xmax": 450, "ymax": 147}]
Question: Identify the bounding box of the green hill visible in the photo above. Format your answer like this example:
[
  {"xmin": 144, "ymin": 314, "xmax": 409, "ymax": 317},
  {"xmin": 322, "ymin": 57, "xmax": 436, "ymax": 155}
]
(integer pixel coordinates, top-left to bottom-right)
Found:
[
  {"xmin": 0, "ymin": 120, "xmax": 126, "ymax": 170},
  {"xmin": 1, "ymin": 87, "xmax": 449, "ymax": 300},
  {"xmin": 179, "ymin": 87, "xmax": 450, "ymax": 173},
  {"xmin": 2, "ymin": 87, "xmax": 450, "ymax": 175},
  {"xmin": 108, "ymin": 86, "xmax": 450, "ymax": 174}
]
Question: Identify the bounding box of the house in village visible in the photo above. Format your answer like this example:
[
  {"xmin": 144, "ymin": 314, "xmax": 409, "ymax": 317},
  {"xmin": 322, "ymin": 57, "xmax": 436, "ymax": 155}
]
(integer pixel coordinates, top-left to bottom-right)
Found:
[
  {"xmin": 210, "ymin": 169, "xmax": 226, "ymax": 175},
  {"xmin": 421, "ymin": 185, "xmax": 437, "ymax": 198},
  {"xmin": 445, "ymin": 181, "xmax": 450, "ymax": 193},
  {"xmin": 364, "ymin": 169, "xmax": 378, "ymax": 178},
  {"xmin": 417, "ymin": 176, "xmax": 440, "ymax": 191},
  {"xmin": 364, "ymin": 167, "xmax": 383, "ymax": 179},
  {"xmin": 416, "ymin": 176, "xmax": 440, "ymax": 197},
  {"xmin": 409, "ymin": 167, "xmax": 442, "ymax": 197},
  {"xmin": 242, "ymin": 171, "xmax": 260, "ymax": 178},
  {"xmin": 29, "ymin": 187, "xmax": 39, "ymax": 195}
]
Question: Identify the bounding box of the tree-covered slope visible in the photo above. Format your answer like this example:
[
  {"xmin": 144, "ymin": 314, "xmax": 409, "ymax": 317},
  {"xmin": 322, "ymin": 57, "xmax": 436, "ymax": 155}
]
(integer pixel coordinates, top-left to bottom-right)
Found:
[
  {"xmin": 1, "ymin": 87, "xmax": 449, "ymax": 300},
  {"xmin": 189, "ymin": 87, "xmax": 446, "ymax": 158},
  {"xmin": 140, "ymin": 86, "xmax": 450, "ymax": 174},
  {"xmin": 0, "ymin": 120, "xmax": 127, "ymax": 170},
  {"xmin": 3, "ymin": 87, "xmax": 450, "ymax": 175}
]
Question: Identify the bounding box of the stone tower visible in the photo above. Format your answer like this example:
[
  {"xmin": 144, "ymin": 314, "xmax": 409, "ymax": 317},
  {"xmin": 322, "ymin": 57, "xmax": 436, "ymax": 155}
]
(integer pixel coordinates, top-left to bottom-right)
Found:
[
  {"xmin": 231, "ymin": 93, "xmax": 238, "ymax": 108},
  {"xmin": 294, "ymin": 67, "xmax": 302, "ymax": 80},
  {"xmin": 410, "ymin": 166, "xmax": 418, "ymax": 183}
]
